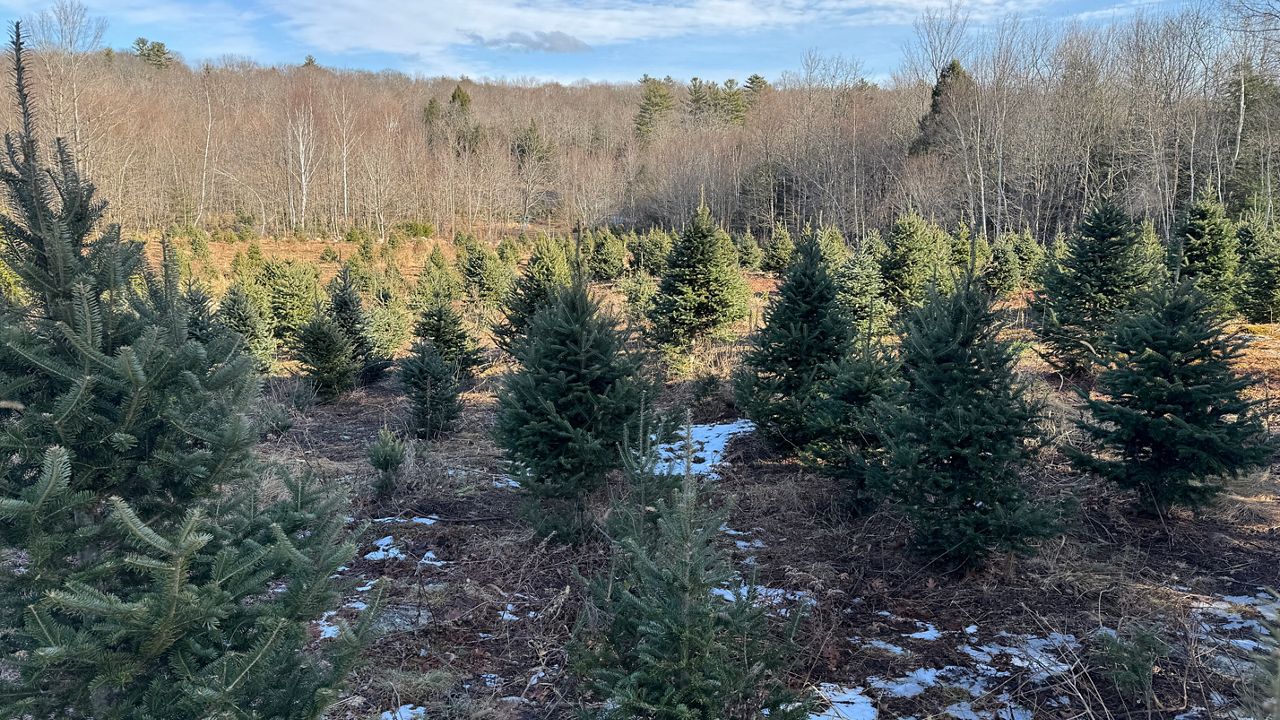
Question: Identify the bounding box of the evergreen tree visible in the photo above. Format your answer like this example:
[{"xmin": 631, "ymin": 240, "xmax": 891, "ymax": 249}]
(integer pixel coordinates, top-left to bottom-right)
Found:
[
  {"xmin": 368, "ymin": 427, "xmax": 407, "ymax": 498},
  {"xmin": 574, "ymin": 446, "xmax": 810, "ymax": 720},
  {"xmin": 912, "ymin": 59, "xmax": 977, "ymax": 156},
  {"xmin": 0, "ymin": 26, "xmax": 370, "ymax": 717},
  {"xmin": 412, "ymin": 244, "xmax": 463, "ymax": 309},
  {"xmin": 497, "ymin": 235, "xmax": 523, "ymax": 266},
  {"xmin": 328, "ymin": 265, "xmax": 391, "ymax": 384},
  {"xmin": 1013, "ymin": 228, "xmax": 1046, "ymax": 288},
  {"xmin": 650, "ymin": 204, "xmax": 749, "ymax": 348},
  {"xmin": 260, "ymin": 258, "xmax": 322, "ymax": 343},
  {"xmin": 495, "ymin": 282, "xmax": 654, "ymax": 524},
  {"xmin": 835, "ymin": 241, "xmax": 891, "ymax": 338},
  {"xmin": 1241, "ymin": 226, "xmax": 1280, "ymax": 323},
  {"xmin": 761, "ymin": 221, "xmax": 795, "ymax": 273},
  {"xmin": 629, "ymin": 228, "xmax": 673, "ymax": 275},
  {"xmin": 1136, "ymin": 218, "xmax": 1170, "ymax": 284},
  {"xmin": 455, "ymin": 233, "xmax": 513, "ymax": 304},
  {"xmin": 590, "ymin": 226, "xmax": 628, "ymax": 281},
  {"xmin": 218, "ymin": 281, "xmax": 277, "ymax": 368},
  {"xmin": 1178, "ymin": 191, "xmax": 1242, "ymax": 313},
  {"xmin": 882, "ymin": 211, "xmax": 952, "ymax": 310},
  {"xmin": 983, "ymin": 235, "xmax": 1022, "ymax": 298},
  {"xmin": 449, "ymin": 83, "xmax": 472, "ymax": 112},
  {"xmin": 634, "ymin": 75, "xmax": 675, "ymax": 141},
  {"xmin": 735, "ymin": 229, "xmax": 764, "ymax": 270},
  {"xmin": 496, "ymin": 235, "xmax": 571, "ymax": 352},
  {"xmin": 881, "ymin": 283, "xmax": 1054, "ymax": 569},
  {"xmin": 744, "ymin": 73, "xmax": 771, "ymax": 105},
  {"xmin": 805, "ymin": 340, "xmax": 901, "ymax": 508},
  {"xmin": 1034, "ymin": 200, "xmax": 1153, "ymax": 376},
  {"xmin": 950, "ymin": 224, "xmax": 990, "ymax": 276},
  {"xmin": 736, "ymin": 232, "xmax": 852, "ymax": 448},
  {"xmin": 1072, "ymin": 280, "xmax": 1274, "ymax": 514},
  {"xmin": 413, "ymin": 299, "xmax": 482, "ymax": 380},
  {"xmin": 401, "ymin": 340, "xmax": 462, "ymax": 440},
  {"xmin": 297, "ymin": 313, "xmax": 359, "ymax": 402}
]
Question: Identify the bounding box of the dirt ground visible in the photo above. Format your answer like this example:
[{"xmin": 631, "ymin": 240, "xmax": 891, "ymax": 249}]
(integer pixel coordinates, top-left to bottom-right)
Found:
[{"xmin": 254, "ymin": 297, "xmax": 1280, "ymax": 720}]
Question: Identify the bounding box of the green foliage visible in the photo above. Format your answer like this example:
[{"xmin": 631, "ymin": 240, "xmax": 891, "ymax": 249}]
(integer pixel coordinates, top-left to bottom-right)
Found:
[
  {"xmin": 629, "ymin": 228, "xmax": 674, "ymax": 275},
  {"xmin": 495, "ymin": 282, "xmax": 654, "ymax": 515},
  {"xmin": 497, "ymin": 235, "xmax": 523, "ymax": 266},
  {"xmin": 950, "ymin": 224, "xmax": 990, "ymax": 276},
  {"xmin": 400, "ymin": 220, "xmax": 436, "ymax": 238},
  {"xmin": 1136, "ymin": 219, "xmax": 1170, "ymax": 284},
  {"xmin": 412, "ymin": 244, "xmax": 463, "ymax": 309},
  {"xmin": 835, "ymin": 241, "xmax": 891, "ymax": 339},
  {"xmin": 455, "ymin": 233, "xmax": 514, "ymax": 304},
  {"xmin": 735, "ymin": 229, "xmax": 764, "ymax": 270},
  {"xmin": 620, "ymin": 270, "xmax": 659, "ymax": 322},
  {"xmin": 319, "ymin": 245, "xmax": 341, "ymax": 264},
  {"xmin": 401, "ymin": 339, "xmax": 463, "ymax": 441},
  {"xmin": 573, "ymin": 441, "xmax": 811, "ymax": 720},
  {"xmin": 414, "ymin": 300, "xmax": 482, "ymax": 380},
  {"xmin": 1241, "ymin": 225, "xmax": 1280, "ymax": 323},
  {"xmin": 590, "ymin": 227, "xmax": 628, "ymax": 281},
  {"xmin": 1091, "ymin": 628, "xmax": 1169, "ymax": 704},
  {"xmin": 881, "ymin": 283, "xmax": 1054, "ymax": 569},
  {"xmin": 218, "ymin": 282, "xmax": 277, "ymax": 368},
  {"xmin": 1034, "ymin": 200, "xmax": 1156, "ymax": 376},
  {"xmin": 132, "ymin": 36, "xmax": 174, "ymax": 68},
  {"xmin": 449, "ymin": 83, "xmax": 472, "ymax": 112},
  {"xmin": 1012, "ymin": 228, "xmax": 1046, "ymax": 286},
  {"xmin": 260, "ymin": 258, "xmax": 322, "ymax": 343},
  {"xmin": 635, "ymin": 74, "xmax": 676, "ymax": 141},
  {"xmin": 762, "ymin": 221, "xmax": 795, "ymax": 273},
  {"xmin": 805, "ymin": 341, "xmax": 902, "ymax": 508},
  {"xmin": 0, "ymin": 27, "xmax": 367, "ymax": 718},
  {"xmin": 737, "ymin": 232, "xmax": 852, "ymax": 448},
  {"xmin": 497, "ymin": 235, "xmax": 572, "ymax": 352},
  {"xmin": 649, "ymin": 204, "xmax": 749, "ymax": 348},
  {"xmin": 983, "ymin": 235, "xmax": 1022, "ymax": 298},
  {"xmin": 296, "ymin": 313, "xmax": 359, "ymax": 402},
  {"xmin": 882, "ymin": 211, "xmax": 953, "ymax": 310},
  {"xmin": 368, "ymin": 428, "xmax": 407, "ymax": 498},
  {"xmin": 1178, "ymin": 191, "xmax": 1242, "ymax": 314},
  {"xmin": 328, "ymin": 265, "xmax": 391, "ymax": 384},
  {"xmin": 1071, "ymin": 280, "xmax": 1274, "ymax": 514},
  {"xmin": 368, "ymin": 299, "xmax": 411, "ymax": 358}
]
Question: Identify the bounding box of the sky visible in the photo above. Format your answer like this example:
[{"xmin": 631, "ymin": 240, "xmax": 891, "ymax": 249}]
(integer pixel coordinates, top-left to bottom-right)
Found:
[{"xmin": 0, "ymin": 0, "xmax": 1179, "ymax": 83}]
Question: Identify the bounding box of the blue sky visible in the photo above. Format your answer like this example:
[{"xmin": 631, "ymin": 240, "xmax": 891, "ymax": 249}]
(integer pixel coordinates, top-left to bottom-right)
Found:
[{"xmin": 0, "ymin": 0, "xmax": 1175, "ymax": 83}]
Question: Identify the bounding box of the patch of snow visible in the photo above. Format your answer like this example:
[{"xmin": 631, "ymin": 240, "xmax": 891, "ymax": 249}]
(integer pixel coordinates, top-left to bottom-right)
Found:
[
  {"xmin": 869, "ymin": 667, "xmax": 941, "ymax": 698},
  {"xmin": 852, "ymin": 637, "xmax": 908, "ymax": 656},
  {"xmin": 904, "ymin": 621, "xmax": 942, "ymax": 641},
  {"xmin": 480, "ymin": 673, "xmax": 502, "ymax": 687},
  {"xmin": 656, "ymin": 419, "xmax": 756, "ymax": 478},
  {"xmin": 372, "ymin": 515, "xmax": 440, "ymax": 526},
  {"xmin": 735, "ymin": 538, "xmax": 766, "ymax": 550},
  {"xmin": 315, "ymin": 611, "xmax": 340, "ymax": 639},
  {"xmin": 355, "ymin": 580, "xmax": 376, "ymax": 592},
  {"xmin": 499, "ymin": 602, "xmax": 536, "ymax": 622},
  {"xmin": 712, "ymin": 584, "xmax": 816, "ymax": 616},
  {"xmin": 810, "ymin": 684, "xmax": 877, "ymax": 720},
  {"xmin": 720, "ymin": 524, "xmax": 746, "ymax": 536},
  {"xmin": 494, "ymin": 476, "xmax": 521, "ymax": 489},
  {"xmin": 419, "ymin": 550, "xmax": 447, "ymax": 567},
  {"xmin": 345, "ymin": 600, "xmax": 368, "ymax": 611},
  {"xmin": 364, "ymin": 535, "xmax": 405, "ymax": 561},
  {"xmin": 381, "ymin": 705, "xmax": 426, "ymax": 720},
  {"xmin": 528, "ymin": 670, "xmax": 547, "ymax": 686}
]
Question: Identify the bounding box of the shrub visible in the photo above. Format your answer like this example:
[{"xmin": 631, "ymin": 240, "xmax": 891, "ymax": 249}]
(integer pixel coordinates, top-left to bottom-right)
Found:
[{"xmin": 368, "ymin": 428, "xmax": 407, "ymax": 498}]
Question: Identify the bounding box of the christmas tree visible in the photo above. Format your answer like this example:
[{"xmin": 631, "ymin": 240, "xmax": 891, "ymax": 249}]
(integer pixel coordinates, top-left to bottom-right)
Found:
[
  {"xmin": 762, "ymin": 221, "xmax": 795, "ymax": 273},
  {"xmin": 497, "ymin": 234, "xmax": 571, "ymax": 352},
  {"xmin": 297, "ymin": 312, "xmax": 359, "ymax": 402},
  {"xmin": 649, "ymin": 203, "xmax": 749, "ymax": 348},
  {"xmin": 882, "ymin": 211, "xmax": 952, "ymax": 310},
  {"xmin": 401, "ymin": 337, "xmax": 463, "ymax": 440},
  {"xmin": 0, "ymin": 25, "xmax": 372, "ymax": 717},
  {"xmin": 736, "ymin": 231, "xmax": 852, "ymax": 448},
  {"xmin": 983, "ymin": 235, "xmax": 1022, "ymax": 298},
  {"xmin": 413, "ymin": 299, "xmax": 482, "ymax": 380},
  {"xmin": 495, "ymin": 281, "xmax": 654, "ymax": 527},
  {"xmin": 1072, "ymin": 280, "xmax": 1274, "ymax": 514},
  {"xmin": 735, "ymin": 229, "xmax": 764, "ymax": 270},
  {"xmin": 628, "ymin": 228, "xmax": 673, "ymax": 275},
  {"xmin": 411, "ymin": 243, "xmax": 463, "ymax": 309},
  {"xmin": 260, "ymin": 257, "xmax": 322, "ymax": 344},
  {"xmin": 217, "ymin": 281, "xmax": 277, "ymax": 369},
  {"xmin": 1034, "ymin": 200, "xmax": 1153, "ymax": 376},
  {"xmin": 835, "ymin": 237, "xmax": 891, "ymax": 339},
  {"xmin": 882, "ymin": 282, "xmax": 1055, "ymax": 569},
  {"xmin": 328, "ymin": 264, "xmax": 391, "ymax": 384},
  {"xmin": 1241, "ymin": 225, "xmax": 1280, "ymax": 323},
  {"xmin": 1178, "ymin": 191, "xmax": 1242, "ymax": 314},
  {"xmin": 590, "ymin": 226, "xmax": 628, "ymax": 281}
]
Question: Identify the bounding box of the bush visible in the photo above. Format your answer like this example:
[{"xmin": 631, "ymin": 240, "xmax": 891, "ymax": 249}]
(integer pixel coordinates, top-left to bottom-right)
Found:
[
  {"xmin": 296, "ymin": 313, "xmax": 359, "ymax": 402},
  {"xmin": 368, "ymin": 428, "xmax": 407, "ymax": 498},
  {"xmin": 1072, "ymin": 280, "xmax": 1274, "ymax": 514},
  {"xmin": 400, "ymin": 220, "xmax": 436, "ymax": 238},
  {"xmin": 649, "ymin": 204, "xmax": 749, "ymax": 348},
  {"xmin": 401, "ymin": 340, "xmax": 463, "ymax": 440}
]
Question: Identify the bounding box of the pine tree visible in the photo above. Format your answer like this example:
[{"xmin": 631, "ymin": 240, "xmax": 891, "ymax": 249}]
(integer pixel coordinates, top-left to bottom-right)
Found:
[
  {"xmin": 882, "ymin": 211, "xmax": 953, "ymax": 310},
  {"xmin": 449, "ymin": 83, "xmax": 472, "ymax": 112},
  {"xmin": 634, "ymin": 75, "xmax": 675, "ymax": 141},
  {"xmin": 736, "ymin": 232, "xmax": 852, "ymax": 448},
  {"xmin": 1013, "ymin": 228, "xmax": 1046, "ymax": 288},
  {"xmin": 805, "ymin": 341, "xmax": 902, "ymax": 509},
  {"xmin": 413, "ymin": 299, "xmax": 482, "ymax": 380},
  {"xmin": 649, "ymin": 204, "xmax": 749, "ymax": 348},
  {"xmin": 1178, "ymin": 191, "xmax": 1242, "ymax": 313},
  {"xmin": 495, "ymin": 282, "xmax": 655, "ymax": 524},
  {"xmin": 328, "ymin": 265, "xmax": 391, "ymax": 384},
  {"xmin": 1136, "ymin": 218, "xmax": 1170, "ymax": 284},
  {"xmin": 590, "ymin": 226, "xmax": 628, "ymax": 281},
  {"xmin": 1072, "ymin": 280, "xmax": 1274, "ymax": 514},
  {"xmin": 496, "ymin": 234, "xmax": 571, "ymax": 352},
  {"xmin": 912, "ymin": 59, "xmax": 978, "ymax": 156},
  {"xmin": 835, "ymin": 241, "xmax": 891, "ymax": 339},
  {"xmin": 629, "ymin": 228, "xmax": 673, "ymax": 275},
  {"xmin": 401, "ymin": 338, "xmax": 463, "ymax": 441},
  {"xmin": 950, "ymin": 224, "xmax": 990, "ymax": 276},
  {"xmin": 0, "ymin": 25, "xmax": 371, "ymax": 717},
  {"xmin": 218, "ymin": 281, "xmax": 277, "ymax": 368},
  {"xmin": 297, "ymin": 313, "xmax": 359, "ymax": 402},
  {"xmin": 1034, "ymin": 200, "xmax": 1154, "ymax": 376},
  {"xmin": 744, "ymin": 73, "xmax": 771, "ymax": 105},
  {"xmin": 261, "ymin": 258, "xmax": 322, "ymax": 343},
  {"xmin": 762, "ymin": 221, "xmax": 795, "ymax": 273},
  {"xmin": 412, "ymin": 244, "xmax": 463, "ymax": 309},
  {"xmin": 455, "ymin": 233, "xmax": 513, "ymax": 304},
  {"xmin": 1241, "ymin": 226, "xmax": 1280, "ymax": 323},
  {"xmin": 983, "ymin": 235, "xmax": 1022, "ymax": 298},
  {"xmin": 881, "ymin": 282, "xmax": 1054, "ymax": 569},
  {"xmin": 735, "ymin": 229, "xmax": 764, "ymax": 270},
  {"xmin": 368, "ymin": 427, "xmax": 407, "ymax": 498},
  {"xmin": 574, "ymin": 439, "xmax": 811, "ymax": 720}
]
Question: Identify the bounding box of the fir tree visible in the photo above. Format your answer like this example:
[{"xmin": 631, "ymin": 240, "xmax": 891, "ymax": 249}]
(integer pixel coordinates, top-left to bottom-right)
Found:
[
  {"xmin": 412, "ymin": 244, "xmax": 463, "ymax": 309},
  {"xmin": 328, "ymin": 265, "xmax": 391, "ymax": 384},
  {"xmin": 950, "ymin": 224, "xmax": 990, "ymax": 276},
  {"xmin": 590, "ymin": 226, "xmax": 628, "ymax": 281},
  {"xmin": 455, "ymin": 233, "xmax": 513, "ymax": 304},
  {"xmin": 449, "ymin": 83, "xmax": 472, "ymax": 112},
  {"xmin": 496, "ymin": 234, "xmax": 571, "ymax": 352},
  {"xmin": 1241, "ymin": 226, "xmax": 1280, "ymax": 323},
  {"xmin": 1178, "ymin": 191, "xmax": 1242, "ymax": 313},
  {"xmin": 401, "ymin": 338, "xmax": 463, "ymax": 441},
  {"xmin": 1072, "ymin": 280, "xmax": 1274, "ymax": 514},
  {"xmin": 0, "ymin": 25, "xmax": 371, "ymax": 717},
  {"xmin": 413, "ymin": 299, "xmax": 482, "ymax": 380},
  {"xmin": 629, "ymin": 228, "xmax": 673, "ymax": 275},
  {"xmin": 368, "ymin": 427, "xmax": 407, "ymax": 498},
  {"xmin": 762, "ymin": 221, "xmax": 795, "ymax": 273},
  {"xmin": 1034, "ymin": 200, "xmax": 1154, "ymax": 376},
  {"xmin": 649, "ymin": 204, "xmax": 750, "ymax": 348},
  {"xmin": 1013, "ymin": 228, "xmax": 1046, "ymax": 288},
  {"xmin": 735, "ymin": 229, "xmax": 764, "ymax": 271},
  {"xmin": 983, "ymin": 235, "xmax": 1022, "ymax": 298},
  {"xmin": 835, "ymin": 241, "xmax": 891, "ymax": 339},
  {"xmin": 297, "ymin": 313, "xmax": 359, "ymax": 402},
  {"xmin": 495, "ymin": 282, "xmax": 654, "ymax": 524},
  {"xmin": 574, "ymin": 439, "xmax": 811, "ymax": 720},
  {"xmin": 261, "ymin": 257, "xmax": 322, "ymax": 343},
  {"xmin": 736, "ymin": 231, "xmax": 852, "ymax": 448},
  {"xmin": 1136, "ymin": 218, "xmax": 1170, "ymax": 284},
  {"xmin": 218, "ymin": 281, "xmax": 277, "ymax": 368},
  {"xmin": 882, "ymin": 211, "xmax": 952, "ymax": 310},
  {"xmin": 744, "ymin": 73, "xmax": 771, "ymax": 105},
  {"xmin": 881, "ymin": 282, "xmax": 1054, "ymax": 569}
]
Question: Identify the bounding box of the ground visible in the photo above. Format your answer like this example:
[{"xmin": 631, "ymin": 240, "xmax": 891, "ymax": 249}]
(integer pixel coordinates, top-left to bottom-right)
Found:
[{"xmin": 254, "ymin": 296, "xmax": 1280, "ymax": 720}]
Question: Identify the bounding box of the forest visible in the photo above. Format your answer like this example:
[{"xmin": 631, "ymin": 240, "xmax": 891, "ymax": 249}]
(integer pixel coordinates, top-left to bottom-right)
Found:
[{"xmin": 0, "ymin": 1, "xmax": 1279, "ymax": 720}]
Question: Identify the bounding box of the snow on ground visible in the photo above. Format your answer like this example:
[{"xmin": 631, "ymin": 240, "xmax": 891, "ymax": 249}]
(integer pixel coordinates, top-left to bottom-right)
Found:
[
  {"xmin": 364, "ymin": 535, "xmax": 405, "ymax": 561},
  {"xmin": 380, "ymin": 705, "xmax": 426, "ymax": 720},
  {"xmin": 656, "ymin": 419, "xmax": 756, "ymax": 478},
  {"xmin": 810, "ymin": 684, "xmax": 878, "ymax": 720},
  {"xmin": 712, "ymin": 583, "xmax": 816, "ymax": 616}
]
